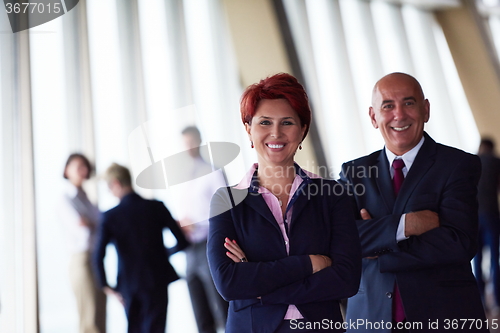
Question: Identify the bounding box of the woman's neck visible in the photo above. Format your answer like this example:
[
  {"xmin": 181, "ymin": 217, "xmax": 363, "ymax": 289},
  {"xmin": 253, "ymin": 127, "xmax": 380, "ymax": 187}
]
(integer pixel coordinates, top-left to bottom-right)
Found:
[
  {"xmin": 69, "ymin": 179, "xmax": 84, "ymax": 189},
  {"xmin": 256, "ymin": 161, "xmax": 296, "ymax": 194}
]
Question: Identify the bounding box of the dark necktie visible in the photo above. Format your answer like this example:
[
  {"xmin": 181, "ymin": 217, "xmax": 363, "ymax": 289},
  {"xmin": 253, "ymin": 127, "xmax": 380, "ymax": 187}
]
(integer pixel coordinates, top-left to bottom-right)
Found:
[
  {"xmin": 392, "ymin": 158, "xmax": 405, "ymax": 195},
  {"xmin": 392, "ymin": 158, "xmax": 406, "ymax": 322}
]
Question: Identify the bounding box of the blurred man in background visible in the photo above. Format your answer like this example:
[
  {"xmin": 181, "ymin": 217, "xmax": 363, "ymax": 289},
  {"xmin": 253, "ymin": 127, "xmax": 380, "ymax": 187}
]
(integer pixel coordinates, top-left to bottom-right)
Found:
[
  {"xmin": 177, "ymin": 126, "xmax": 228, "ymax": 333},
  {"xmin": 474, "ymin": 138, "xmax": 500, "ymax": 312},
  {"xmin": 93, "ymin": 163, "xmax": 189, "ymax": 333}
]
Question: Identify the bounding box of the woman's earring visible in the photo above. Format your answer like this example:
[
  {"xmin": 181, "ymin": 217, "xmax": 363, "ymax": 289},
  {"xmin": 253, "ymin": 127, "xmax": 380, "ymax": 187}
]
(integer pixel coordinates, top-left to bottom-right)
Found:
[
  {"xmin": 299, "ymin": 144, "xmax": 302, "ymax": 150},
  {"xmin": 251, "ymin": 141, "xmax": 254, "ymax": 148}
]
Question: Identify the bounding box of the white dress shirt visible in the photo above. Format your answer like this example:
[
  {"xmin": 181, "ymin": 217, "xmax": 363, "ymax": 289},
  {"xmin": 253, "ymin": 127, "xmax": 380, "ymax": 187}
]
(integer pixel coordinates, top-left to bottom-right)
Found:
[
  {"xmin": 58, "ymin": 183, "xmax": 101, "ymax": 253},
  {"xmin": 176, "ymin": 156, "xmax": 227, "ymax": 243}
]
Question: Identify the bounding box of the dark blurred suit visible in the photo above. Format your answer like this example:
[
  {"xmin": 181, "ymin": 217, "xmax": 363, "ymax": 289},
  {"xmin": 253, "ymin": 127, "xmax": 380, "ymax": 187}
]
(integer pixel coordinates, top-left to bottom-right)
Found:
[
  {"xmin": 474, "ymin": 152, "xmax": 500, "ymax": 306},
  {"xmin": 93, "ymin": 192, "xmax": 189, "ymax": 333}
]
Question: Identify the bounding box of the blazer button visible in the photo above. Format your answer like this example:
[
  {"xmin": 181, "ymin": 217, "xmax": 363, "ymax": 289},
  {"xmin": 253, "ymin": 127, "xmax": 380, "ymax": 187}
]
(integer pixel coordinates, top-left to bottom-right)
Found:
[
  {"xmin": 386, "ymin": 292, "xmax": 393, "ymax": 299},
  {"xmin": 285, "ymin": 241, "xmax": 288, "ymax": 245}
]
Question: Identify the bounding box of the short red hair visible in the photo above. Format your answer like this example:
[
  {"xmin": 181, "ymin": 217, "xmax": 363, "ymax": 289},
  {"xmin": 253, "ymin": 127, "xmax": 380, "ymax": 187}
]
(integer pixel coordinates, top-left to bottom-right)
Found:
[{"xmin": 240, "ymin": 73, "xmax": 312, "ymax": 141}]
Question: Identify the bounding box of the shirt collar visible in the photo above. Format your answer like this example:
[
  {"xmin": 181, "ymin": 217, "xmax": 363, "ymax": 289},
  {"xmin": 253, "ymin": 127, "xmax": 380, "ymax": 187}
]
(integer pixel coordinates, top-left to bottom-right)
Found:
[
  {"xmin": 385, "ymin": 136, "xmax": 425, "ymax": 172},
  {"xmin": 234, "ymin": 163, "xmax": 320, "ymax": 193},
  {"xmin": 120, "ymin": 191, "xmax": 138, "ymax": 203}
]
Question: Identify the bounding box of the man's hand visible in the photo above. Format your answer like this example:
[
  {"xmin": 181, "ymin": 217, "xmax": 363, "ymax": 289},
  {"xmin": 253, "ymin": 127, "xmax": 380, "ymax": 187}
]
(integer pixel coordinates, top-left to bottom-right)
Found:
[
  {"xmin": 360, "ymin": 208, "xmax": 372, "ymax": 220},
  {"xmin": 79, "ymin": 217, "xmax": 91, "ymax": 227},
  {"xmin": 79, "ymin": 217, "xmax": 96, "ymax": 232},
  {"xmin": 405, "ymin": 210, "xmax": 439, "ymax": 237},
  {"xmin": 103, "ymin": 286, "xmax": 124, "ymax": 306},
  {"xmin": 179, "ymin": 218, "xmax": 194, "ymax": 237}
]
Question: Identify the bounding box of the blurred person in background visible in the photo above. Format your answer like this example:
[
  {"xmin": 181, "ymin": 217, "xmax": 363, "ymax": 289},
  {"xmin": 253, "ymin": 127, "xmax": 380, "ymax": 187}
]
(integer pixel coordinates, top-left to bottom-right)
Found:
[
  {"xmin": 177, "ymin": 126, "xmax": 228, "ymax": 333},
  {"xmin": 474, "ymin": 138, "xmax": 500, "ymax": 312},
  {"xmin": 207, "ymin": 73, "xmax": 361, "ymax": 332},
  {"xmin": 93, "ymin": 163, "xmax": 189, "ymax": 333},
  {"xmin": 58, "ymin": 153, "xmax": 106, "ymax": 333}
]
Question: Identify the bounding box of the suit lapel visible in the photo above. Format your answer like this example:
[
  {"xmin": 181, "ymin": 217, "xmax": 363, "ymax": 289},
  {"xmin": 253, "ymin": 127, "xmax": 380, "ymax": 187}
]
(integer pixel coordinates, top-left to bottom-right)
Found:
[
  {"xmin": 288, "ymin": 164, "xmax": 312, "ymax": 228},
  {"xmin": 393, "ymin": 133, "xmax": 437, "ymax": 213},
  {"xmin": 375, "ymin": 150, "xmax": 396, "ymax": 211},
  {"xmin": 244, "ymin": 192, "xmax": 281, "ymax": 232},
  {"xmin": 290, "ymin": 185, "xmax": 309, "ymax": 228}
]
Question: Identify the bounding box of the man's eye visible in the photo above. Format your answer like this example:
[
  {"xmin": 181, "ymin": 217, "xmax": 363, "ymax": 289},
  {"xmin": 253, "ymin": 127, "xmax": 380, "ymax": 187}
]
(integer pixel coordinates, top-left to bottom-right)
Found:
[
  {"xmin": 405, "ymin": 101, "xmax": 415, "ymax": 106},
  {"xmin": 382, "ymin": 104, "xmax": 393, "ymax": 109}
]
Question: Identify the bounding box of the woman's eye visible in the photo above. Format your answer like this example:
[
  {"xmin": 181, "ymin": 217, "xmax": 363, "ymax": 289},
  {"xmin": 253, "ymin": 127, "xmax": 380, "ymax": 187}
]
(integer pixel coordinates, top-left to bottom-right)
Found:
[
  {"xmin": 260, "ymin": 120, "xmax": 271, "ymax": 125},
  {"xmin": 282, "ymin": 121, "xmax": 294, "ymax": 125}
]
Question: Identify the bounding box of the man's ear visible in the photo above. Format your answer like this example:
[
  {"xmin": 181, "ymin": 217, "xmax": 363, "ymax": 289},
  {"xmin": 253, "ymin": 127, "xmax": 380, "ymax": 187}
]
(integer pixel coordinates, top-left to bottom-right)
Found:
[
  {"xmin": 423, "ymin": 99, "xmax": 430, "ymax": 123},
  {"xmin": 369, "ymin": 107, "xmax": 379, "ymax": 129},
  {"xmin": 108, "ymin": 179, "xmax": 119, "ymax": 190}
]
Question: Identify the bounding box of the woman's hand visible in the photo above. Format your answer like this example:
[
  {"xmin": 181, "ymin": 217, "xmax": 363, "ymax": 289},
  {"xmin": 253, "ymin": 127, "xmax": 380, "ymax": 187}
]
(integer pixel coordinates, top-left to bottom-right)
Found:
[
  {"xmin": 224, "ymin": 237, "xmax": 248, "ymax": 263},
  {"xmin": 103, "ymin": 286, "xmax": 124, "ymax": 306},
  {"xmin": 309, "ymin": 254, "xmax": 332, "ymax": 273}
]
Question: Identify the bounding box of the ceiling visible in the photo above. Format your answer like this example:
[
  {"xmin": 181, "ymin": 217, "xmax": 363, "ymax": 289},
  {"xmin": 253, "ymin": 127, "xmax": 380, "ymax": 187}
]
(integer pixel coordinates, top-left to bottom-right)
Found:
[{"xmin": 374, "ymin": 0, "xmax": 461, "ymax": 10}]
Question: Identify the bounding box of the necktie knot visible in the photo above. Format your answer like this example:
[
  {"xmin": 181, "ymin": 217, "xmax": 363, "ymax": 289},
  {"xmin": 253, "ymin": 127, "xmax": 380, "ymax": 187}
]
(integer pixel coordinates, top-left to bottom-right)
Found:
[{"xmin": 392, "ymin": 158, "xmax": 405, "ymax": 170}]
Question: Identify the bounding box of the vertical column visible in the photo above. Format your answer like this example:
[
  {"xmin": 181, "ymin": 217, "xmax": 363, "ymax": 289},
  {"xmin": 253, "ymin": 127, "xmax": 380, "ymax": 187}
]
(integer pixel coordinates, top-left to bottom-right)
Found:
[
  {"xmin": 63, "ymin": 0, "xmax": 95, "ymax": 157},
  {"xmin": 274, "ymin": 0, "xmax": 329, "ymax": 176},
  {"xmin": 185, "ymin": 0, "xmax": 255, "ymax": 172},
  {"xmin": 164, "ymin": 0, "xmax": 193, "ymax": 110},
  {"xmin": 0, "ymin": 15, "xmax": 39, "ymax": 333},
  {"xmin": 304, "ymin": 0, "xmax": 364, "ymax": 171},
  {"xmin": 0, "ymin": 22, "xmax": 18, "ymax": 333},
  {"xmin": 116, "ymin": 0, "xmax": 148, "ymax": 134},
  {"xmin": 371, "ymin": 1, "xmax": 415, "ymax": 75},
  {"xmin": 18, "ymin": 31, "xmax": 39, "ymax": 333},
  {"xmin": 436, "ymin": 3, "xmax": 500, "ymax": 146},
  {"xmin": 116, "ymin": 0, "xmax": 154, "ymax": 199},
  {"xmin": 62, "ymin": 0, "xmax": 98, "ymax": 199},
  {"xmin": 339, "ymin": 0, "xmax": 385, "ymax": 153},
  {"xmin": 402, "ymin": 5, "xmax": 462, "ymax": 147}
]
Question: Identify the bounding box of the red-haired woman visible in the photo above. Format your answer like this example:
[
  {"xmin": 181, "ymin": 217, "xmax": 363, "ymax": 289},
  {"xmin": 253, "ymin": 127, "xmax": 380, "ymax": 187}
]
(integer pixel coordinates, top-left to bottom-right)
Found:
[{"xmin": 207, "ymin": 73, "xmax": 361, "ymax": 332}]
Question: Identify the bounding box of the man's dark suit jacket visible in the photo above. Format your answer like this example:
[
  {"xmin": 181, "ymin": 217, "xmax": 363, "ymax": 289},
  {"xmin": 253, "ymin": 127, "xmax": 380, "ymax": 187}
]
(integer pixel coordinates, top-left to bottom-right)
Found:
[
  {"xmin": 478, "ymin": 153, "xmax": 500, "ymax": 214},
  {"xmin": 93, "ymin": 192, "xmax": 189, "ymax": 297},
  {"xmin": 208, "ymin": 170, "xmax": 362, "ymax": 333},
  {"xmin": 340, "ymin": 132, "xmax": 487, "ymax": 332}
]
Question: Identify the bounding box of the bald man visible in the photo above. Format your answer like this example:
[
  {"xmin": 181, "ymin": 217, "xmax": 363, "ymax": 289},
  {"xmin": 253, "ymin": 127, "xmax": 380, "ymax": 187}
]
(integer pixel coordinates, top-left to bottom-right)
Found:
[{"xmin": 339, "ymin": 73, "xmax": 486, "ymax": 332}]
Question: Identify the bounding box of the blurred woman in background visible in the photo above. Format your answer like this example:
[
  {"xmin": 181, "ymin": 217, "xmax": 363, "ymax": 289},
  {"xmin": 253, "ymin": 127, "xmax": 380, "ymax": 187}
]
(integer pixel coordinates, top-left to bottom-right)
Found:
[{"xmin": 58, "ymin": 153, "xmax": 106, "ymax": 333}]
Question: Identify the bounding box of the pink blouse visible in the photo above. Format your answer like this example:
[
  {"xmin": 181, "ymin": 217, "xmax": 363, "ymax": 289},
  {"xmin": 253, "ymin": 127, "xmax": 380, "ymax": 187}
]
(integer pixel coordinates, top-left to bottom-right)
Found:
[{"xmin": 234, "ymin": 163, "xmax": 321, "ymax": 319}]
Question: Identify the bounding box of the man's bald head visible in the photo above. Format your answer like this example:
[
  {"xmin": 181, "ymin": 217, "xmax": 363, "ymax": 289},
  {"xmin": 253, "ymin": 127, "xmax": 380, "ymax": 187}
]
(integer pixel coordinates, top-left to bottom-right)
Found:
[{"xmin": 372, "ymin": 73, "xmax": 425, "ymax": 106}]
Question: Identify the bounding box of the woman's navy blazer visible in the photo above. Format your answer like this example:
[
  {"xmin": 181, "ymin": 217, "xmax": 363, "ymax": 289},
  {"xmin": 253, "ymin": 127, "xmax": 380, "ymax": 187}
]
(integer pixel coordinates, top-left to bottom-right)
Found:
[{"xmin": 207, "ymin": 169, "xmax": 362, "ymax": 333}]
